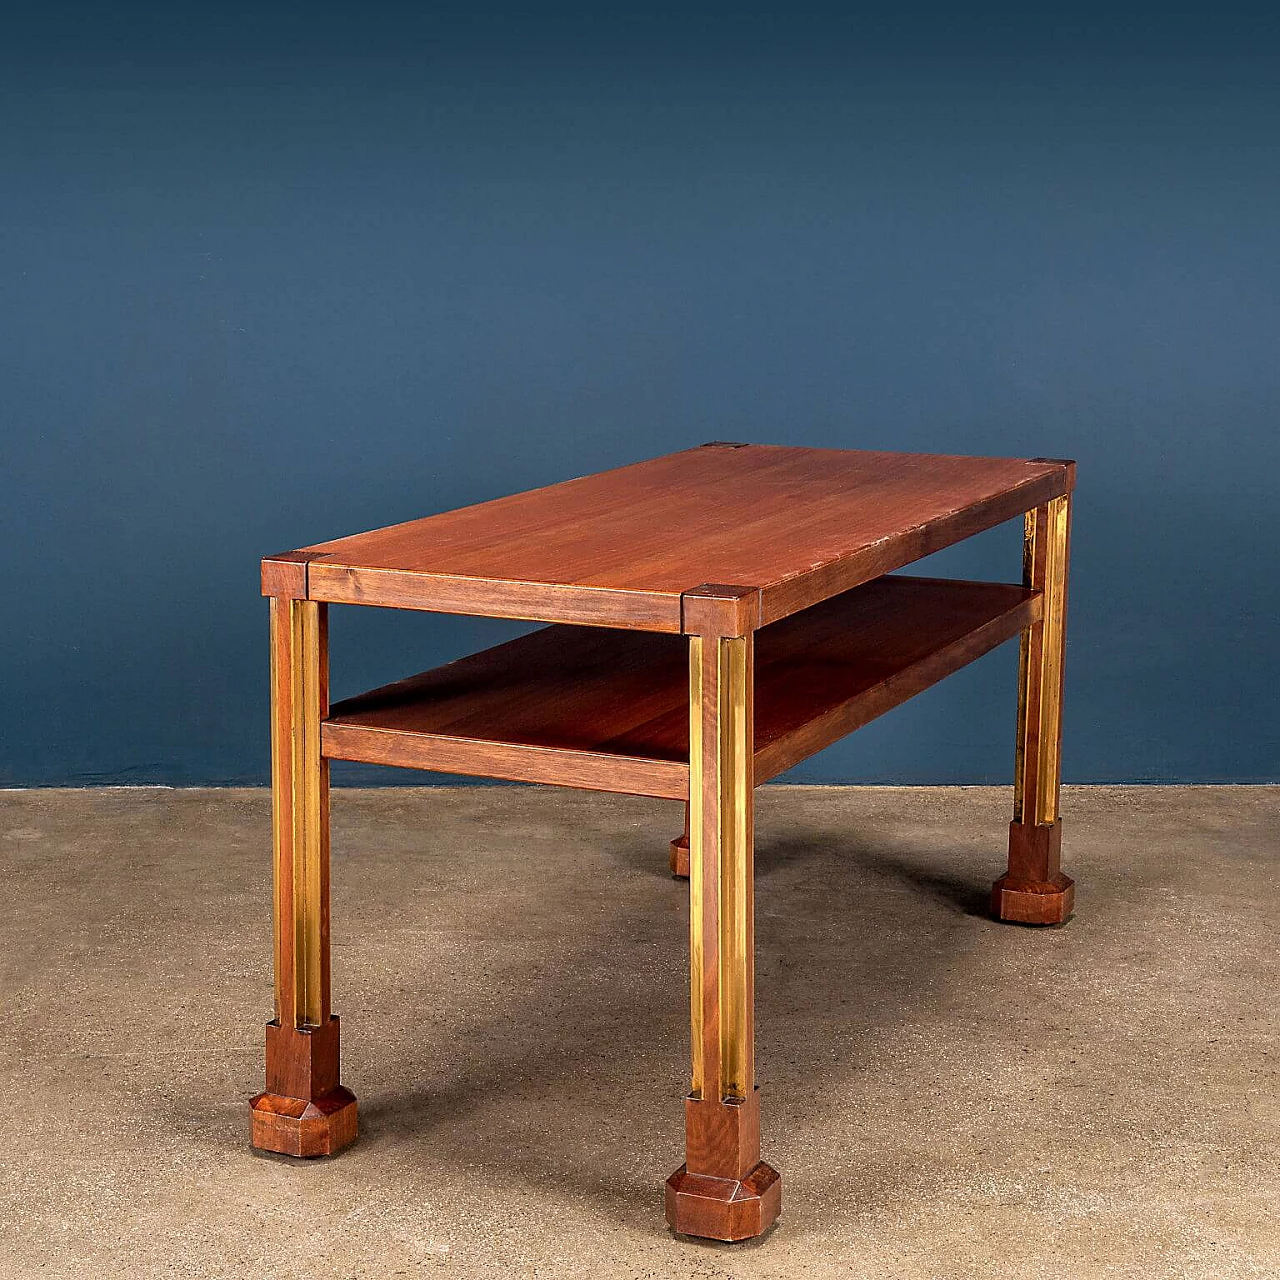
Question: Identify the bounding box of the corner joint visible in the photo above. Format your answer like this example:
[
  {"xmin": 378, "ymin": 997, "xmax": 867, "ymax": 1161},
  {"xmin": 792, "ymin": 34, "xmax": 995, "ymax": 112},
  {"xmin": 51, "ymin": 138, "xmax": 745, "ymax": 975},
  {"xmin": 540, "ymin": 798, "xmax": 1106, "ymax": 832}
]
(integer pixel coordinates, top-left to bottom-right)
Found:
[
  {"xmin": 1027, "ymin": 458, "xmax": 1077, "ymax": 492},
  {"xmin": 261, "ymin": 550, "xmax": 313, "ymax": 600},
  {"xmin": 681, "ymin": 584, "xmax": 762, "ymax": 637}
]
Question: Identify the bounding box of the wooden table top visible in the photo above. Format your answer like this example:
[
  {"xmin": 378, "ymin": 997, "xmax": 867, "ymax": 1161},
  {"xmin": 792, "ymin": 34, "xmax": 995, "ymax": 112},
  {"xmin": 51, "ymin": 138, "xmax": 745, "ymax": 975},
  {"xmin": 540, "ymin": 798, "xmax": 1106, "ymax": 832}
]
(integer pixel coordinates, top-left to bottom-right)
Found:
[{"xmin": 263, "ymin": 443, "xmax": 1073, "ymax": 632}]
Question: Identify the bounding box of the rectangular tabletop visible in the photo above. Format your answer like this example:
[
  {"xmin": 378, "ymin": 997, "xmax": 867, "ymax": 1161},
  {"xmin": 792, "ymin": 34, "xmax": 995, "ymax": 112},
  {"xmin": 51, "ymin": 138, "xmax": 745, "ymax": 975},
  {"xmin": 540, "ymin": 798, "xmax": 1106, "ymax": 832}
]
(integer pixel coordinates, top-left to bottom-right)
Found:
[{"xmin": 263, "ymin": 443, "xmax": 1072, "ymax": 631}]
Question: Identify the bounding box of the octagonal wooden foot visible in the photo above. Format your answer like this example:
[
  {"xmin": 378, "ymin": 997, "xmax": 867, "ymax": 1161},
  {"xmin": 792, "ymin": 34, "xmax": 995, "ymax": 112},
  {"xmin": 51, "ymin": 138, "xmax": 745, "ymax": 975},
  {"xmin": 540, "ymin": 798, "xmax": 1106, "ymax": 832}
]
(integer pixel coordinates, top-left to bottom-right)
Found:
[
  {"xmin": 991, "ymin": 873, "xmax": 1074, "ymax": 924},
  {"xmin": 665, "ymin": 1161, "xmax": 781, "ymax": 1241},
  {"xmin": 250, "ymin": 1086, "xmax": 358, "ymax": 1157},
  {"xmin": 669, "ymin": 831, "xmax": 689, "ymax": 878},
  {"xmin": 992, "ymin": 819, "xmax": 1074, "ymax": 924},
  {"xmin": 250, "ymin": 1016, "xmax": 357, "ymax": 1157}
]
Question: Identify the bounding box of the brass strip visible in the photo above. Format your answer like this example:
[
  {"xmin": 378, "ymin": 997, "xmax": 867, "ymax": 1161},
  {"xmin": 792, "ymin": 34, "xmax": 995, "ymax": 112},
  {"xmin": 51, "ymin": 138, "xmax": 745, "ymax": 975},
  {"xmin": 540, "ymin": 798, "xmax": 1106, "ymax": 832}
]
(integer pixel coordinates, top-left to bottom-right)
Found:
[
  {"xmin": 1012, "ymin": 509, "xmax": 1037, "ymax": 824},
  {"xmin": 295, "ymin": 601, "xmax": 325, "ymax": 1026},
  {"xmin": 1037, "ymin": 494, "xmax": 1070, "ymax": 824},
  {"xmin": 718, "ymin": 635, "xmax": 753, "ymax": 1101},
  {"xmin": 687, "ymin": 635, "xmax": 705, "ymax": 1099},
  {"xmin": 270, "ymin": 598, "xmax": 329, "ymax": 1030},
  {"xmin": 269, "ymin": 598, "xmax": 288, "ymax": 1026},
  {"xmin": 290, "ymin": 602, "xmax": 306, "ymax": 1024},
  {"xmin": 1013, "ymin": 496, "xmax": 1071, "ymax": 826}
]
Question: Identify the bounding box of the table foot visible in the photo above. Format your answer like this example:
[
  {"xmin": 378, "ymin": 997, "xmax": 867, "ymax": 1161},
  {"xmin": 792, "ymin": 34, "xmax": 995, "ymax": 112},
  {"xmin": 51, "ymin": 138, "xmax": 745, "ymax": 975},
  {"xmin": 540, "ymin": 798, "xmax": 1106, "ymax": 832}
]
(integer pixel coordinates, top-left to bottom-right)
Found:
[
  {"xmin": 666, "ymin": 1092, "xmax": 781, "ymax": 1241},
  {"xmin": 665, "ymin": 1162, "xmax": 781, "ymax": 1241},
  {"xmin": 991, "ymin": 819, "xmax": 1074, "ymax": 924},
  {"xmin": 669, "ymin": 832, "xmax": 689, "ymax": 878},
  {"xmin": 249, "ymin": 1016, "xmax": 358, "ymax": 1157},
  {"xmin": 250, "ymin": 1087, "xmax": 358, "ymax": 1157}
]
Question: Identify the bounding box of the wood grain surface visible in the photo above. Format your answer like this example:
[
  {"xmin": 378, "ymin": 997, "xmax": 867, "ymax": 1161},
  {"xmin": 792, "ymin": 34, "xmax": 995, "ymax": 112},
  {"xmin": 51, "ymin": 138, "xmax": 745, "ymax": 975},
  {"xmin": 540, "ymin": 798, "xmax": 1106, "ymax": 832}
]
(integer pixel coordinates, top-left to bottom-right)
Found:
[
  {"xmin": 321, "ymin": 575, "xmax": 1039, "ymax": 794},
  {"xmin": 274, "ymin": 444, "xmax": 1071, "ymax": 630}
]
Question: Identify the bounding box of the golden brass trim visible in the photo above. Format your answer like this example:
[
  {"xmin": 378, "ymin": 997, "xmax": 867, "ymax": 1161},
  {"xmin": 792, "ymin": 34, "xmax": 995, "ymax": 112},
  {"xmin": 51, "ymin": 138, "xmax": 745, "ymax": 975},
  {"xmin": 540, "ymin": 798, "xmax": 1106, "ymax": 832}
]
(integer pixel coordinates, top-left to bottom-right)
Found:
[
  {"xmin": 1014, "ymin": 494, "xmax": 1071, "ymax": 826},
  {"xmin": 271, "ymin": 597, "xmax": 329, "ymax": 1031},
  {"xmin": 296, "ymin": 600, "xmax": 325, "ymax": 1026},
  {"xmin": 1012, "ymin": 625, "xmax": 1031, "ymax": 821},
  {"xmin": 687, "ymin": 630, "xmax": 755, "ymax": 1105},
  {"xmin": 270, "ymin": 597, "xmax": 288, "ymax": 1026},
  {"xmin": 688, "ymin": 635, "xmax": 705, "ymax": 1098},
  {"xmin": 718, "ymin": 635, "xmax": 753, "ymax": 1101},
  {"xmin": 1038, "ymin": 494, "xmax": 1069, "ymax": 823}
]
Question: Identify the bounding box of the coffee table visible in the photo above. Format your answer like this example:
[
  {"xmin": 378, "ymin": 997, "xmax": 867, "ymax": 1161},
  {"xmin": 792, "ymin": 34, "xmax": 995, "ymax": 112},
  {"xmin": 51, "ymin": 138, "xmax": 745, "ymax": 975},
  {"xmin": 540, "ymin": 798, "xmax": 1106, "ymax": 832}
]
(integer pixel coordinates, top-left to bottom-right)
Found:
[{"xmin": 250, "ymin": 442, "xmax": 1075, "ymax": 1241}]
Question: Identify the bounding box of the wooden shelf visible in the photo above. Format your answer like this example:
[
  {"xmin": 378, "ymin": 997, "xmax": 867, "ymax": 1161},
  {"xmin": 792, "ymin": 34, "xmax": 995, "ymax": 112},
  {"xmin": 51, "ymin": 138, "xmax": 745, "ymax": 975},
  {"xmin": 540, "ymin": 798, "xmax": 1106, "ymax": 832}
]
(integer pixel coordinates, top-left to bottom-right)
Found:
[{"xmin": 322, "ymin": 575, "xmax": 1040, "ymax": 798}]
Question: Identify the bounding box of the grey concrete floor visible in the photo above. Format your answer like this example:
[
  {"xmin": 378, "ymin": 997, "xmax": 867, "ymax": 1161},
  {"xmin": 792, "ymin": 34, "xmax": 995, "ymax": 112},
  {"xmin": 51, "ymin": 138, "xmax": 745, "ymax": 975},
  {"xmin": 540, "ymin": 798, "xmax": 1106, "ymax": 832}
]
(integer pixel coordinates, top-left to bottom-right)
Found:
[{"xmin": 0, "ymin": 785, "xmax": 1276, "ymax": 1279}]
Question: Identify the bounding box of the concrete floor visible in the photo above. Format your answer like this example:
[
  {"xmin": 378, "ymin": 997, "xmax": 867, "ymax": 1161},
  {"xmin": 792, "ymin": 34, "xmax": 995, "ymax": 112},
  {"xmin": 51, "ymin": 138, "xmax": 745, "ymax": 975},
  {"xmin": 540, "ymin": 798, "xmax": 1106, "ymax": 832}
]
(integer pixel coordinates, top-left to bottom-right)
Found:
[{"xmin": 0, "ymin": 785, "xmax": 1275, "ymax": 1279}]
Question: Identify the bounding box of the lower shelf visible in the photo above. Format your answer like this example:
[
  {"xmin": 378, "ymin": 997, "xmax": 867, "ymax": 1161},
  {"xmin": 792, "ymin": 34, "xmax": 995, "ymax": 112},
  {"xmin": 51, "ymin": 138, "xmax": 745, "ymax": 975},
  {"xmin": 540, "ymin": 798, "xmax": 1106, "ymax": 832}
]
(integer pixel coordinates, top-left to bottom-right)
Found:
[{"xmin": 322, "ymin": 575, "xmax": 1040, "ymax": 798}]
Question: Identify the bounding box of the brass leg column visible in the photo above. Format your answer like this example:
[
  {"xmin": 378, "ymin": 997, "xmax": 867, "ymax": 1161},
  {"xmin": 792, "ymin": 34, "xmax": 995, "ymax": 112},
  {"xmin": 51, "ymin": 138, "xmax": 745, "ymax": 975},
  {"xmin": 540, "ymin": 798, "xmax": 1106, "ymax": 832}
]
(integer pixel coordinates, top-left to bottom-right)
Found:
[
  {"xmin": 250, "ymin": 596, "xmax": 357, "ymax": 1156},
  {"xmin": 992, "ymin": 493, "xmax": 1075, "ymax": 925},
  {"xmin": 666, "ymin": 586, "xmax": 780, "ymax": 1241}
]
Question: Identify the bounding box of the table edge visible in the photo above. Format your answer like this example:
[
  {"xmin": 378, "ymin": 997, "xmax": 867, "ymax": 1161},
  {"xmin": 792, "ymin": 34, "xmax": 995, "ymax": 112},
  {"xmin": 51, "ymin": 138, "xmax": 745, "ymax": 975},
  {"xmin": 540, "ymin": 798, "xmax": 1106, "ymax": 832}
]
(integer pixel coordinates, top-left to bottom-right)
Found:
[{"xmin": 261, "ymin": 454, "xmax": 1074, "ymax": 633}]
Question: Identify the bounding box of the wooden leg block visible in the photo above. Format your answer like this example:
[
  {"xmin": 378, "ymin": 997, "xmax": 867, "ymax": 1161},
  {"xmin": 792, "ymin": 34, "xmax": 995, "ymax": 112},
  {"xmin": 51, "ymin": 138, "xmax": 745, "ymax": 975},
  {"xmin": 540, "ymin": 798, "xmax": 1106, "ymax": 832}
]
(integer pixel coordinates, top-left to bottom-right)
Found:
[
  {"xmin": 250, "ymin": 1086, "xmax": 358, "ymax": 1157},
  {"xmin": 669, "ymin": 832, "xmax": 690, "ymax": 879},
  {"xmin": 665, "ymin": 1163, "xmax": 781, "ymax": 1242},
  {"xmin": 665, "ymin": 1092, "xmax": 780, "ymax": 1241},
  {"xmin": 992, "ymin": 873, "xmax": 1074, "ymax": 925},
  {"xmin": 992, "ymin": 819, "xmax": 1074, "ymax": 925},
  {"xmin": 249, "ymin": 1016, "xmax": 358, "ymax": 1157}
]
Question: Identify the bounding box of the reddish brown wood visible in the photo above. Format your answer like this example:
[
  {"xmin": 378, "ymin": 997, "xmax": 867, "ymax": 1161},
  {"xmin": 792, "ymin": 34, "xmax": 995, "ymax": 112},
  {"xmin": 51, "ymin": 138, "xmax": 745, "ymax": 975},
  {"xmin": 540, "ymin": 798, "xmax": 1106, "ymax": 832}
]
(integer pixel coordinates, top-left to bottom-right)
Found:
[
  {"xmin": 308, "ymin": 562, "xmax": 679, "ymax": 631},
  {"xmin": 255, "ymin": 444, "xmax": 1081, "ymax": 1239},
  {"xmin": 322, "ymin": 576, "xmax": 1039, "ymax": 795},
  {"xmin": 666, "ymin": 1094, "xmax": 780, "ymax": 1240},
  {"xmin": 250, "ymin": 1088, "xmax": 358, "ymax": 1158},
  {"xmin": 250, "ymin": 1018, "xmax": 358, "ymax": 1157},
  {"xmin": 665, "ymin": 1162, "xmax": 782, "ymax": 1242},
  {"xmin": 322, "ymin": 621, "xmax": 689, "ymax": 798},
  {"xmin": 681, "ymin": 583, "xmax": 762, "ymax": 637},
  {"xmin": 323, "ymin": 723, "xmax": 688, "ymax": 799},
  {"xmin": 670, "ymin": 804, "xmax": 690, "ymax": 878},
  {"xmin": 269, "ymin": 445, "xmax": 1071, "ymax": 630},
  {"xmin": 751, "ymin": 577, "xmax": 1040, "ymax": 783},
  {"xmin": 992, "ymin": 820, "xmax": 1074, "ymax": 924},
  {"xmin": 264, "ymin": 1014, "xmax": 339, "ymax": 1098},
  {"xmin": 260, "ymin": 551, "xmax": 310, "ymax": 599},
  {"xmin": 684, "ymin": 1091, "xmax": 761, "ymax": 1179}
]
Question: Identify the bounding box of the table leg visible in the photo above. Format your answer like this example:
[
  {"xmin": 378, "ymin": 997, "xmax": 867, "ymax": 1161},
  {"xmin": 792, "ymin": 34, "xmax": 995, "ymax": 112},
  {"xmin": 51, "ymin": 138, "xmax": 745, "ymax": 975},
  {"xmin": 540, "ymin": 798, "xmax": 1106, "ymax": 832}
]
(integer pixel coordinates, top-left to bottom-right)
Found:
[
  {"xmin": 666, "ymin": 629, "xmax": 780, "ymax": 1241},
  {"xmin": 669, "ymin": 803, "xmax": 690, "ymax": 878},
  {"xmin": 992, "ymin": 494, "xmax": 1075, "ymax": 924},
  {"xmin": 250, "ymin": 597, "xmax": 358, "ymax": 1156}
]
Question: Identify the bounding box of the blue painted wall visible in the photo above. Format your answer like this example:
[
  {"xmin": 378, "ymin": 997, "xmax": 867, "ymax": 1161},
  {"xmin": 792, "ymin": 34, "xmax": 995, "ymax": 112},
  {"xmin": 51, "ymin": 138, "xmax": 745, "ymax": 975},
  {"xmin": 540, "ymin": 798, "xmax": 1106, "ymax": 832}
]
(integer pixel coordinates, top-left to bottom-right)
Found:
[{"xmin": 3, "ymin": 5, "xmax": 1277, "ymax": 785}]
